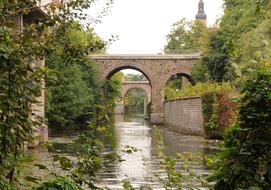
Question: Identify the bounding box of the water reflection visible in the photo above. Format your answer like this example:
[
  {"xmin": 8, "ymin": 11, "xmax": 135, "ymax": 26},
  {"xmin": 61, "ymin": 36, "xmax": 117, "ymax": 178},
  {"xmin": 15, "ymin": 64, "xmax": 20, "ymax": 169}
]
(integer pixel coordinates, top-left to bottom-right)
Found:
[
  {"xmin": 95, "ymin": 114, "xmax": 220, "ymax": 189},
  {"xmin": 31, "ymin": 114, "xmax": 220, "ymax": 189}
]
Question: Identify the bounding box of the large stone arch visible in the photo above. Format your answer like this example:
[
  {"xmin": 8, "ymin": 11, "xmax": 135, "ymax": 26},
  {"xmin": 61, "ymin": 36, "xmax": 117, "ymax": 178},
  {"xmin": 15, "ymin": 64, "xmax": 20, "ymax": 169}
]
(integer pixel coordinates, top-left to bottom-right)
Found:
[
  {"xmin": 92, "ymin": 54, "xmax": 200, "ymax": 124},
  {"xmin": 101, "ymin": 65, "xmax": 152, "ymax": 83}
]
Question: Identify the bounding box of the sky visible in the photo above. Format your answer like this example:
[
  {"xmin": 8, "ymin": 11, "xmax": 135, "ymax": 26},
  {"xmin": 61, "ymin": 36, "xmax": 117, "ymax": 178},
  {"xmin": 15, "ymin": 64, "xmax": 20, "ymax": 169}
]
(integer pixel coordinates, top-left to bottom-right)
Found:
[{"xmin": 89, "ymin": 0, "xmax": 224, "ymax": 54}]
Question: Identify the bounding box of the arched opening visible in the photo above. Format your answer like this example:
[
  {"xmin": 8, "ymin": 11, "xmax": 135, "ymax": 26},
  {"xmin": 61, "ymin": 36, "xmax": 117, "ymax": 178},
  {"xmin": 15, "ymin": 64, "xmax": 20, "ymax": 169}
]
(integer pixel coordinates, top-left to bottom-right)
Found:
[
  {"xmin": 106, "ymin": 66, "xmax": 151, "ymax": 83},
  {"xmin": 124, "ymin": 88, "xmax": 150, "ymax": 120},
  {"xmin": 164, "ymin": 73, "xmax": 195, "ymax": 100},
  {"xmin": 104, "ymin": 67, "xmax": 151, "ymax": 122}
]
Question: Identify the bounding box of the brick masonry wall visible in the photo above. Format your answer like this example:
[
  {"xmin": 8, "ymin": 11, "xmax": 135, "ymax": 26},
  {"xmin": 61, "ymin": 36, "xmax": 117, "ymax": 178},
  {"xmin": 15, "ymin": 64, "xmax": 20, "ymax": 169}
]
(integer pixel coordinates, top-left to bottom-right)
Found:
[{"xmin": 164, "ymin": 96, "xmax": 204, "ymax": 136}]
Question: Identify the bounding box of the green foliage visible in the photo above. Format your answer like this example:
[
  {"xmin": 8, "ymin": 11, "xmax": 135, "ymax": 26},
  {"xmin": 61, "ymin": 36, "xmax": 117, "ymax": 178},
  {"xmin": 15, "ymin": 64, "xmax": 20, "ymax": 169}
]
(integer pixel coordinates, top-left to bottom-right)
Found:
[
  {"xmin": 46, "ymin": 64, "xmax": 94, "ymax": 128},
  {"xmin": 202, "ymin": 93, "xmax": 220, "ymax": 134},
  {"xmin": 34, "ymin": 105, "xmax": 118, "ymax": 189},
  {"xmin": 237, "ymin": 17, "xmax": 271, "ymax": 78},
  {"xmin": 191, "ymin": 61, "xmax": 210, "ymax": 83},
  {"xmin": 0, "ymin": 181, "xmax": 16, "ymax": 190},
  {"xmin": 125, "ymin": 89, "xmax": 147, "ymax": 115},
  {"xmin": 166, "ymin": 77, "xmax": 182, "ymax": 91},
  {"xmin": 124, "ymin": 73, "xmax": 147, "ymax": 81},
  {"xmin": 199, "ymin": 30, "xmax": 232, "ymax": 82},
  {"xmin": 45, "ymin": 24, "xmax": 104, "ymax": 129},
  {"xmin": 164, "ymin": 19, "xmax": 208, "ymax": 54},
  {"xmin": 0, "ymin": 0, "xmax": 48, "ymax": 185},
  {"xmin": 194, "ymin": 0, "xmax": 271, "ymax": 82},
  {"xmin": 122, "ymin": 179, "xmax": 136, "ymax": 190},
  {"xmin": 165, "ymin": 83, "xmax": 238, "ymax": 139},
  {"xmin": 33, "ymin": 176, "xmax": 83, "ymax": 190},
  {"xmin": 210, "ymin": 71, "xmax": 271, "ymax": 189},
  {"xmin": 0, "ymin": 0, "xmax": 110, "ymax": 187},
  {"xmin": 106, "ymin": 72, "xmax": 124, "ymax": 111},
  {"xmin": 165, "ymin": 82, "xmax": 235, "ymax": 100}
]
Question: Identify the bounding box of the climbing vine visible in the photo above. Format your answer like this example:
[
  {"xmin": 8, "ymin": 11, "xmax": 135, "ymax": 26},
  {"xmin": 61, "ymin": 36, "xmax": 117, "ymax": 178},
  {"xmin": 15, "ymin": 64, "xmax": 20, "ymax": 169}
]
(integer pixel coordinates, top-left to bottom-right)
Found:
[
  {"xmin": 202, "ymin": 93, "xmax": 220, "ymax": 137},
  {"xmin": 202, "ymin": 92, "xmax": 238, "ymax": 139}
]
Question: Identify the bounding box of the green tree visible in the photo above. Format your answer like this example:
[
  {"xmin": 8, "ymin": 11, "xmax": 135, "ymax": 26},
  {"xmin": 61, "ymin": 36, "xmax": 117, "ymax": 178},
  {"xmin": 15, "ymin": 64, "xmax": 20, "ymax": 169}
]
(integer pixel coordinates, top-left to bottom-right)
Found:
[
  {"xmin": 45, "ymin": 24, "xmax": 105, "ymax": 129},
  {"xmin": 194, "ymin": 0, "xmax": 271, "ymax": 82},
  {"xmin": 164, "ymin": 19, "xmax": 208, "ymax": 54},
  {"xmin": 164, "ymin": 18, "xmax": 211, "ymax": 83},
  {"xmin": 199, "ymin": 30, "xmax": 231, "ymax": 82},
  {"xmin": 191, "ymin": 61, "xmax": 210, "ymax": 83}
]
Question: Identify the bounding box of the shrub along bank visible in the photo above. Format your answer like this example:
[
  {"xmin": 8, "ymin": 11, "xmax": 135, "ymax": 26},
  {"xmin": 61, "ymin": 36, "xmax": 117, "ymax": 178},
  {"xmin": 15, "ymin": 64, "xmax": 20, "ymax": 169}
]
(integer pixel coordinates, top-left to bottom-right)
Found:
[{"xmin": 210, "ymin": 71, "xmax": 271, "ymax": 189}]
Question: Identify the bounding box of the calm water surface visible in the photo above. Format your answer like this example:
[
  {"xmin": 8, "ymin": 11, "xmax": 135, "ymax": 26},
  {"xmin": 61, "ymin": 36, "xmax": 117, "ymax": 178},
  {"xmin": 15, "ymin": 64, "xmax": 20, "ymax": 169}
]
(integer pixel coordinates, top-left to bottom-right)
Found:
[{"xmin": 31, "ymin": 115, "xmax": 220, "ymax": 189}]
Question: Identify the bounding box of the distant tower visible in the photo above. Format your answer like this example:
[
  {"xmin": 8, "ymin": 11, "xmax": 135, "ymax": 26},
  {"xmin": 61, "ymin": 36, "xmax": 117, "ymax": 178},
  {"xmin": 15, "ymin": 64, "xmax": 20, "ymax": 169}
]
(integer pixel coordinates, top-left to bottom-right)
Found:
[{"xmin": 195, "ymin": 0, "xmax": 207, "ymax": 25}]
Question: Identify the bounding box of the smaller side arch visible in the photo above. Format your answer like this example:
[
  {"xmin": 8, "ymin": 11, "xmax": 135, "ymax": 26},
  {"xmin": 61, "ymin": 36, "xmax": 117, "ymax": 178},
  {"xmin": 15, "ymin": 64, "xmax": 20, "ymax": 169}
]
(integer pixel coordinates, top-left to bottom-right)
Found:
[
  {"xmin": 163, "ymin": 72, "xmax": 195, "ymax": 101},
  {"xmin": 121, "ymin": 82, "xmax": 151, "ymax": 100},
  {"xmin": 165, "ymin": 73, "xmax": 195, "ymax": 86},
  {"xmin": 117, "ymin": 83, "xmax": 151, "ymax": 117},
  {"xmin": 163, "ymin": 67, "xmax": 195, "ymax": 87}
]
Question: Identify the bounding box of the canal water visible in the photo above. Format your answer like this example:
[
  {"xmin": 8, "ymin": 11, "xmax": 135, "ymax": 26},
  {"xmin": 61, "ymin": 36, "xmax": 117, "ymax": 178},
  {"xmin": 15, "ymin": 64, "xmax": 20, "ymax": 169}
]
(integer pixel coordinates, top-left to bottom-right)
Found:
[{"xmin": 30, "ymin": 114, "xmax": 220, "ymax": 189}]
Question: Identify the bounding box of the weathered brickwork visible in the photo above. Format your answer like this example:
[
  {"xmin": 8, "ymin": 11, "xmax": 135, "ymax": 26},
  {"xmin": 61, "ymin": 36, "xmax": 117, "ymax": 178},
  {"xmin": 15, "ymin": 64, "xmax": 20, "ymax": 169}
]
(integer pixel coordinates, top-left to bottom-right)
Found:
[
  {"xmin": 92, "ymin": 54, "xmax": 200, "ymax": 124},
  {"xmin": 164, "ymin": 97, "xmax": 204, "ymax": 136},
  {"xmin": 15, "ymin": 5, "xmax": 50, "ymax": 146}
]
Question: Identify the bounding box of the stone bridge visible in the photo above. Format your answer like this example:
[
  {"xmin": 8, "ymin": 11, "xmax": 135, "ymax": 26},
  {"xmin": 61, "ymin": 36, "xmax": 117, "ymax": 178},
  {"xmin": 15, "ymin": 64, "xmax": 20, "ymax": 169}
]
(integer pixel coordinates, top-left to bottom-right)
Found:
[
  {"xmin": 92, "ymin": 54, "xmax": 200, "ymax": 124},
  {"xmin": 115, "ymin": 81, "xmax": 151, "ymax": 117}
]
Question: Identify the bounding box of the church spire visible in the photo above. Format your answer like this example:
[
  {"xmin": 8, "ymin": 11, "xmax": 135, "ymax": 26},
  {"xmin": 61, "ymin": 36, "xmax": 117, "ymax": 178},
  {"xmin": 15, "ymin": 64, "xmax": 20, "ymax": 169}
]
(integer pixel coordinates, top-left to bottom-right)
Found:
[{"xmin": 195, "ymin": 0, "xmax": 207, "ymax": 24}]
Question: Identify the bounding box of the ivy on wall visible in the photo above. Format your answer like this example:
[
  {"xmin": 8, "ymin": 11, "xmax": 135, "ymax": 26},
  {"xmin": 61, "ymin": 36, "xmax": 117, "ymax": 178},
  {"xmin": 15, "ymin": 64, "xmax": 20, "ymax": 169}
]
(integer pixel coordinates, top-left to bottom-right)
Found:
[{"xmin": 202, "ymin": 92, "xmax": 237, "ymax": 139}]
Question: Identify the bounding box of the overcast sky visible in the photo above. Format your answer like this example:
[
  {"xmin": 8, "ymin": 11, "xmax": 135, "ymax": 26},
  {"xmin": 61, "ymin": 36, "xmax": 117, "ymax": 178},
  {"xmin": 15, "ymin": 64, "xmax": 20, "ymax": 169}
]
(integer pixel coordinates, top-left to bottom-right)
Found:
[{"xmin": 90, "ymin": 0, "xmax": 224, "ymax": 54}]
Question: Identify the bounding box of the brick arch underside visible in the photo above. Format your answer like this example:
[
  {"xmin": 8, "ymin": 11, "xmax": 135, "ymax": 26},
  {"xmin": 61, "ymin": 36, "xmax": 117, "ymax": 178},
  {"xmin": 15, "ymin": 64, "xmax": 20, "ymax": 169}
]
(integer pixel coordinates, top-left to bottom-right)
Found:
[
  {"xmin": 100, "ymin": 63, "xmax": 193, "ymax": 87},
  {"xmin": 103, "ymin": 65, "xmax": 152, "ymax": 86}
]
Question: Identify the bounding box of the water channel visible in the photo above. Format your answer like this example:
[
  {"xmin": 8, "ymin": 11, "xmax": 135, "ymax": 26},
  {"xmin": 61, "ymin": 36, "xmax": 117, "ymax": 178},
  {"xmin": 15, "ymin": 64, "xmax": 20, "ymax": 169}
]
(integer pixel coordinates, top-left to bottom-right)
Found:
[{"xmin": 30, "ymin": 114, "xmax": 220, "ymax": 189}]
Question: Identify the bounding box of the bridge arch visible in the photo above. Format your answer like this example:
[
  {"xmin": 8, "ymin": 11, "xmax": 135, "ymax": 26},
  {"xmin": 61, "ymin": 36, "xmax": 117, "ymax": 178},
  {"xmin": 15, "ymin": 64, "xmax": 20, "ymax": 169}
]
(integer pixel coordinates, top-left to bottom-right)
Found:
[
  {"xmin": 92, "ymin": 54, "xmax": 200, "ymax": 124},
  {"xmin": 124, "ymin": 87, "xmax": 148, "ymax": 98},
  {"xmin": 121, "ymin": 81, "xmax": 151, "ymax": 100},
  {"xmin": 103, "ymin": 65, "xmax": 152, "ymax": 85},
  {"xmin": 114, "ymin": 81, "xmax": 151, "ymax": 117},
  {"xmin": 164, "ymin": 72, "xmax": 195, "ymax": 87},
  {"xmin": 162, "ymin": 69, "xmax": 195, "ymax": 86}
]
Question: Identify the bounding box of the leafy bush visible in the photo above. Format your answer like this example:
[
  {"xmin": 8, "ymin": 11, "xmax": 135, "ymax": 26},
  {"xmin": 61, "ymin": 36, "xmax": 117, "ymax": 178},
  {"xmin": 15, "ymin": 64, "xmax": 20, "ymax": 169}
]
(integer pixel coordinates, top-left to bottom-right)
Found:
[
  {"xmin": 165, "ymin": 82, "xmax": 234, "ymax": 100},
  {"xmin": 33, "ymin": 176, "xmax": 83, "ymax": 190},
  {"xmin": 210, "ymin": 71, "xmax": 271, "ymax": 189}
]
